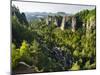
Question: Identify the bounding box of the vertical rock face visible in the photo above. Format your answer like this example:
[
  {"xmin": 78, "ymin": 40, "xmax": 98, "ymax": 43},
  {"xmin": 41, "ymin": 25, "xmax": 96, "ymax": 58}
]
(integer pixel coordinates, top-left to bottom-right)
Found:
[
  {"xmin": 65, "ymin": 16, "xmax": 70, "ymax": 22},
  {"xmin": 46, "ymin": 17, "xmax": 48, "ymax": 25},
  {"xmin": 86, "ymin": 16, "xmax": 95, "ymax": 37},
  {"xmin": 90, "ymin": 16, "xmax": 96, "ymax": 29},
  {"xmin": 46, "ymin": 16, "xmax": 52, "ymax": 26},
  {"xmin": 45, "ymin": 15, "xmax": 79, "ymax": 32},
  {"xmin": 72, "ymin": 16, "xmax": 76, "ymax": 32},
  {"xmin": 86, "ymin": 16, "xmax": 95, "ymax": 31},
  {"xmin": 86, "ymin": 20, "xmax": 90, "ymax": 31},
  {"xmin": 54, "ymin": 17, "xmax": 58, "ymax": 26},
  {"xmin": 60, "ymin": 16, "xmax": 66, "ymax": 30}
]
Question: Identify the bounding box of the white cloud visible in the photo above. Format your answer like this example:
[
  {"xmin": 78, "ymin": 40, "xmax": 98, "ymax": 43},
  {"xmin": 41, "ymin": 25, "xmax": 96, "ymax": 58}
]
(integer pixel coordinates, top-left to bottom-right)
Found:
[{"xmin": 12, "ymin": 1, "xmax": 95, "ymax": 14}]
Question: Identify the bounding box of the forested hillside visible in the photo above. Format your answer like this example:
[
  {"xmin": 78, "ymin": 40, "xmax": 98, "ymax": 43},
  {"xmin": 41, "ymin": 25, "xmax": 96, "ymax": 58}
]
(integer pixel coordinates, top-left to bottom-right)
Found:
[{"xmin": 11, "ymin": 5, "xmax": 96, "ymax": 74}]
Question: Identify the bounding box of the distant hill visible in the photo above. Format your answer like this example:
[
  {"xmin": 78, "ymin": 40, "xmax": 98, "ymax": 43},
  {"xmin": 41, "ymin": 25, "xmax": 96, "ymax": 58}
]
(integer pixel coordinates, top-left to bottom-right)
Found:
[
  {"xmin": 25, "ymin": 12, "xmax": 48, "ymax": 22},
  {"xmin": 25, "ymin": 12, "xmax": 73, "ymax": 22}
]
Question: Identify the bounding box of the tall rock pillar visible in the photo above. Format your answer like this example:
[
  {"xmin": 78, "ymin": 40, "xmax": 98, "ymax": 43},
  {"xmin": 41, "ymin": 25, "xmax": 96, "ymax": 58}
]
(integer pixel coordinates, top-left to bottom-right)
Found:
[{"xmin": 72, "ymin": 16, "xmax": 76, "ymax": 32}]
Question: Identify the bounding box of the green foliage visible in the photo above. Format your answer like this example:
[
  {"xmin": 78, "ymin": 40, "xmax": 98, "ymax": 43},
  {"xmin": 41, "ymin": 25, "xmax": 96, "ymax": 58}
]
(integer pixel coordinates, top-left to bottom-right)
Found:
[
  {"xmin": 73, "ymin": 50, "xmax": 79, "ymax": 57},
  {"xmin": 12, "ymin": 6, "xmax": 28, "ymax": 25},
  {"xmin": 12, "ymin": 43, "xmax": 20, "ymax": 69},
  {"xmin": 84, "ymin": 60, "xmax": 96, "ymax": 69},
  {"xmin": 70, "ymin": 62, "xmax": 80, "ymax": 70},
  {"xmin": 12, "ymin": 6, "xmax": 96, "ymax": 73},
  {"xmin": 19, "ymin": 40, "xmax": 29, "ymax": 56}
]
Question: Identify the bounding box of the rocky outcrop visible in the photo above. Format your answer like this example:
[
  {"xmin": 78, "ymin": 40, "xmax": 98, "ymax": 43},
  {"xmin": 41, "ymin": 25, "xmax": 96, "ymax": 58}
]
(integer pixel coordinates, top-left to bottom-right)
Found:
[
  {"xmin": 60, "ymin": 16, "xmax": 66, "ymax": 30},
  {"xmin": 86, "ymin": 16, "xmax": 96, "ymax": 37},
  {"xmin": 72, "ymin": 16, "xmax": 76, "ymax": 32},
  {"xmin": 86, "ymin": 16, "xmax": 95, "ymax": 31},
  {"xmin": 45, "ymin": 15, "xmax": 77, "ymax": 32},
  {"xmin": 54, "ymin": 17, "xmax": 58, "ymax": 26},
  {"xmin": 46, "ymin": 16, "xmax": 52, "ymax": 26}
]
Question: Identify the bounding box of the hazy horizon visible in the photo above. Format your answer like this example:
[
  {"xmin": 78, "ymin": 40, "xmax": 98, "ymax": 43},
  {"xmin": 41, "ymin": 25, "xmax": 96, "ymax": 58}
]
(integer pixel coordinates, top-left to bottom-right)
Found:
[{"xmin": 12, "ymin": 1, "xmax": 95, "ymax": 14}]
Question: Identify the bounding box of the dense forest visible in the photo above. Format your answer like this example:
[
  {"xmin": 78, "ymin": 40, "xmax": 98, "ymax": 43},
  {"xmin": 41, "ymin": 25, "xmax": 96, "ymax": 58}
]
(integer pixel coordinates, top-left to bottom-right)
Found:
[{"xmin": 11, "ymin": 5, "xmax": 96, "ymax": 74}]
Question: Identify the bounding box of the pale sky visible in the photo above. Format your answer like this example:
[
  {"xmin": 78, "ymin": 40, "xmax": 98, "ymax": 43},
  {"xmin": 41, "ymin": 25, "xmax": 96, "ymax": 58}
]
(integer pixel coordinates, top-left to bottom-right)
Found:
[{"xmin": 12, "ymin": 1, "xmax": 95, "ymax": 14}]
